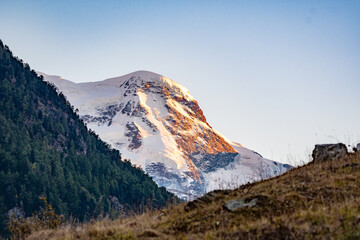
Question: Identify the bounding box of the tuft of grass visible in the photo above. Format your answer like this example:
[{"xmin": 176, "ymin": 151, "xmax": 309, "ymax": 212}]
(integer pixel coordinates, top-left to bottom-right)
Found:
[{"xmin": 27, "ymin": 152, "xmax": 360, "ymax": 239}]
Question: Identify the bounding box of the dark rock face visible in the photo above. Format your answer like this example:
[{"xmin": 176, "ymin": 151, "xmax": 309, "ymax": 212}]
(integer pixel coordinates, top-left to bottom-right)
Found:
[
  {"xmin": 121, "ymin": 101, "xmax": 133, "ymax": 115},
  {"xmin": 141, "ymin": 117, "xmax": 158, "ymax": 132},
  {"xmin": 81, "ymin": 103, "xmax": 124, "ymax": 126},
  {"xmin": 102, "ymin": 104, "xmax": 123, "ymax": 119},
  {"xmin": 312, "ymin": 143, "xmax": 348, "ymax": 162},
  {"xmin": 146, "ymin": 162, "xmax": 205, "ymax": 199},
  {"xmin": 81, "ymin": 114, "xmax": 110, "ymax": 125},
  {"xmin": 146, "ymin": 162, "xmax": 182, "ymax": 183},
  {"xmin": 357, "ymin": 143, "xmax": 360, "ymax": 151},
  {"xmin": 125, "ymin": 122, "xmax": 142, "ymax": 149},
  {"xmin": 190, "ymin": 152, "xmax": 238, "ymax": 173}
]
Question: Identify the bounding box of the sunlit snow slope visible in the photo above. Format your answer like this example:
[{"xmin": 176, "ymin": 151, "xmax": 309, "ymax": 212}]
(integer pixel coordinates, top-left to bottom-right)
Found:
[{"xmin": 40, "ymin": 71, "xmax": 291, "ymax": 199}]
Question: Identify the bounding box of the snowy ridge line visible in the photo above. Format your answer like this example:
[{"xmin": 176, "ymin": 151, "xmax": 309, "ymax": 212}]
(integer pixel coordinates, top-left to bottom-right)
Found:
[{"xmin": 39, "ymin": 70, "xmax": 292, "ymax": 199}]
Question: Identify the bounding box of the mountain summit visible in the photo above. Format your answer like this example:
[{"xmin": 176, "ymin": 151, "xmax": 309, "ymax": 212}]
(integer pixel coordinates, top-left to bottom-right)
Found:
[{"xmin": 41, "ymin": 70, "xmax": 291, "ymax": 198}]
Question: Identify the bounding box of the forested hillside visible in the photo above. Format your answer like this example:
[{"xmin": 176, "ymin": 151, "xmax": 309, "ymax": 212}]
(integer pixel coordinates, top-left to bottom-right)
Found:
[{"xmin": 0, "ymin": 40, "xmax": 176, "ymax": 235}]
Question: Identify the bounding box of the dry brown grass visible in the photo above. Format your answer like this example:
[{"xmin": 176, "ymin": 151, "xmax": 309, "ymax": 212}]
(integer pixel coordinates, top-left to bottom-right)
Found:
[
  {"xmin": 8, "ymin": 196, "xmax": 64, "ymax": 240},
  {"xmin": 27, "ymin": 152, "xmax": 360, "ymax": 240}
]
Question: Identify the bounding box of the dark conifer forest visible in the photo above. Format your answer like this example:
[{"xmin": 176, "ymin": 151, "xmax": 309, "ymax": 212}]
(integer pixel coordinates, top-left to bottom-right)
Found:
[{"xmin": 0, "ymin": 40, "xmax": 176, "ymax": 235}]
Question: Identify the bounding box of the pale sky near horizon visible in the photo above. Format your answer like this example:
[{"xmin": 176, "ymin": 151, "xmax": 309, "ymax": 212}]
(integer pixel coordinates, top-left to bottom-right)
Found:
[{"xmin": 0, "ymin": 0, "xmax": 359, "ymax": 165}]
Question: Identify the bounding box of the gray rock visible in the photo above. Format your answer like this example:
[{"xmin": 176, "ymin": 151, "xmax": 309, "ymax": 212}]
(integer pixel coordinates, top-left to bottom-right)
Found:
[
  {"xmin": 312, "ymin": 143, "xmax": 348, "ymax": 162},
  {"xmin": 7, "ymin": 207, "xmax": 24, "ymax": 218},
  {"xmin": 357, "ymin": 143, "xmax": 360, "ymax": 151},
  {"xmin": 109, "ymin": 196, "xmax": 126, "ymax": 215},
  {"xmin": 184, "ymin": 190, "xmax": 232, "ymax": 211},
  {"xmin": 223, "ymin": 197, "xmax": 258, "ymax": 212}
]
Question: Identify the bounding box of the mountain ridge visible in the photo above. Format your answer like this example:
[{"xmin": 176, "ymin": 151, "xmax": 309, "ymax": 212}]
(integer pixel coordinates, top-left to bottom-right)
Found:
[{"xmin": 40, "ymin": 70, "xmax": 291, "ymax": 199}]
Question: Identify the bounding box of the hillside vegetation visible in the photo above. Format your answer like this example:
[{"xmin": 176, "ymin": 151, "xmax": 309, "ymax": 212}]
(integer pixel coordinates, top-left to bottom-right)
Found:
[
  {"xmin": 0, "ymin": 41, "xmax": 176, "ymax": 237},
  {"xmin": 27, "ymin": 151, "xmax": 360, "ymax": 239}
]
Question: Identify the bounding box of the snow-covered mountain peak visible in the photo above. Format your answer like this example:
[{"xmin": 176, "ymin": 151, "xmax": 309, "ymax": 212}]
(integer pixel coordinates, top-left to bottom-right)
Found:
[
  {"xmin": 96, "ymin": 70, "xmax": 195, "ymax": 102},
  {"xmin": 40, "ymin": 71, "xmax": 291, "ymax": 199}
]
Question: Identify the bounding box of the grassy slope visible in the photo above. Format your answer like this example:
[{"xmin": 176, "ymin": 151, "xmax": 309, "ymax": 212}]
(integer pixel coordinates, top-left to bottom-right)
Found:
[{"xmin": 28, "ymin": 152, "xmax": 360, "ymax": 239}]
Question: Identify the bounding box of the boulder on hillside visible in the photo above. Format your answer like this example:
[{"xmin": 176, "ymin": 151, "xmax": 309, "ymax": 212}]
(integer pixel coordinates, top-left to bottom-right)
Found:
[
  {"xmin": 223, "ymin": 198, "xmax": 258, "ymax": 212},
  {"xmin": 312, "ymin": 143, "xmax": 348, "ymax": 163}
]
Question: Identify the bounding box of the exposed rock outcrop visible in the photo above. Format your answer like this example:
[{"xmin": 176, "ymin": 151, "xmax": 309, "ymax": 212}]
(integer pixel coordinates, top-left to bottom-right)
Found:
[
  {"xmin": 125, "ymin": 122, "xmax": 142, "ymax": 150},
  {"xmin": 312, "ymin": 143, "xmax": 348, "ymax": 163},
  {"xmin": 223, "ymin": 197, "xmax": 258, "ymax": 211}
]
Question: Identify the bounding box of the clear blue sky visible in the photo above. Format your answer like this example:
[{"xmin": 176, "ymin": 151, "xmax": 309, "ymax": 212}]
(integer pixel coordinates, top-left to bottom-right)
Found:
[{"xmin": 1, "ymin": 0, "xmax": 359, "ymax": 164}]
